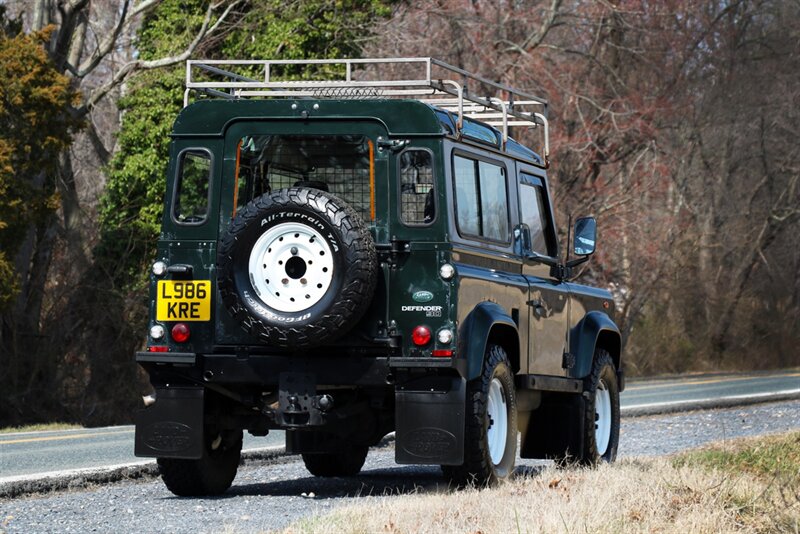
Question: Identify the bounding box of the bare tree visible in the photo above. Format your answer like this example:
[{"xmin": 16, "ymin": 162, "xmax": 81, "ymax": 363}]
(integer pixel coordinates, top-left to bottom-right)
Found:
[
  {"xmin": 366, "ymin": 0, "xmax": 800, "ymax": 374},
  {"xmin": 2, "ymin": 0, "xmax": 242, "ymax": 420}
]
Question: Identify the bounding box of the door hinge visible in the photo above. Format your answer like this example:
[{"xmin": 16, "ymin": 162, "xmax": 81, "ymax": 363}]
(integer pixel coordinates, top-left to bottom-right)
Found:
[
  {"xmin": 376, "ymin": 238, "xmax": 410, "ymax": 267},
  {"xmin": 376, "ymin": 137, "xmax": 409, "ymax": 152}
]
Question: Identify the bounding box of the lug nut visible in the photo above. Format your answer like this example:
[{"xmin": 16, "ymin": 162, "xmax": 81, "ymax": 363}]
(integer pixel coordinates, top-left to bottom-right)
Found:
[
  {"xmin": 317, "ymin": 394, "xmax": 334, "ymax": 411},
  {"xmin": 300, "ymin": 278, "xmax": 307, "ymax": 285},
  {"xmin": 282, "ymin": 278, "xmax": 289, "ymax": 284},
  {"xmin": 291, "ymin": 247, "xmax": 298, "ymax": 255}
]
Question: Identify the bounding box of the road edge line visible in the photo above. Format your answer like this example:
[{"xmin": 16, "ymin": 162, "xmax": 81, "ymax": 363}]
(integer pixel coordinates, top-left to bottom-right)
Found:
[
  {"xmin": 0, "ymin": 433, "xmax": 398, "ymax": 499},
  {"xmin": 621, "ymin": 389, "xmax": 800, "ymax": 417},
  {"xmin": 0, "ymin": 446, "xmax": 284, "ymax": 499}
]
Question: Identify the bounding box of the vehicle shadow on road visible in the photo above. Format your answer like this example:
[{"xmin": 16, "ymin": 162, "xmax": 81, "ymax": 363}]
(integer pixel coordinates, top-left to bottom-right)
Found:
[{"xmin": 224, "ymin": 463, "xmax": 547, "ymax": 500}]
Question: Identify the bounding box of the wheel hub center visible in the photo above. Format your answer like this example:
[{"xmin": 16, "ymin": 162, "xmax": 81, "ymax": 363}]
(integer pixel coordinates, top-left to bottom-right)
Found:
[{"xmin": 285, "ymin": 256, "xmax": 307, "ymax": 279}]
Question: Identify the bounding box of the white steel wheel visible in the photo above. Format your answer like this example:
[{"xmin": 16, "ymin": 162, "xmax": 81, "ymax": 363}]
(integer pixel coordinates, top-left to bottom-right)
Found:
[
  {"xmin": 248, "ymin": 222, "xmax": 334, "ymax": 313},
  {"xmin": 595, "ymin": 378, "xmax": 612, "ymax": 456},
  {"xmin": 486, "ymin": 377, "xmax": 509, "ymax": 465}
]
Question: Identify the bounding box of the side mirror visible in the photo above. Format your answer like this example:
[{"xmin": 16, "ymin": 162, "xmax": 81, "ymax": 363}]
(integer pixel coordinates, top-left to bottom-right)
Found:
[
  {"xmin": 573, "ymin": 217, "xmax": 597, "ymax": 256},
  {"xmin": 516, "ymin": 224, "xmax": 558, "ymax": 267}
]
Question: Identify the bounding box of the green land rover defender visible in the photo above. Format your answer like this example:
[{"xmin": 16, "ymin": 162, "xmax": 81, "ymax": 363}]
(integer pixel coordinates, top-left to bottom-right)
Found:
[{"xmin": 134, "ymin": 58, "xmax": 623, "ymax": 496}]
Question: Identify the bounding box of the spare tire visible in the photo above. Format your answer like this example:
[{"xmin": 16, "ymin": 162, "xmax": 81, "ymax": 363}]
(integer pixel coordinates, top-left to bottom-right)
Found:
[{"xmin": 217, "ymin": 187, "xmax": 377, "ymax": 348}]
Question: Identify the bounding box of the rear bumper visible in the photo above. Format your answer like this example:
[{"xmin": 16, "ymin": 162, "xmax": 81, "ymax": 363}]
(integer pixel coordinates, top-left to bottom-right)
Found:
[
  {"xmin": 135, "ymin": 352, "xmax": 468, "ymax": 464},
  {"xmin": 135, "ymin": 351, "xmax": 466, "ymax": 386}
]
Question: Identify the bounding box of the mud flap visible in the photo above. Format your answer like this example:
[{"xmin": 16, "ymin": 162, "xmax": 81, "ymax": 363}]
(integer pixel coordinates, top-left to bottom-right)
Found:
[
  {"xmin": 134, "ymin": 387, "xmax": 204, "ymax": 459},
  {"xmin": 395, "ymin": 376, "xmax": 465, "ymax": 465},
  {"xmin": 520, "ymin": 392, "xmax": 585, "ymax": 459}
]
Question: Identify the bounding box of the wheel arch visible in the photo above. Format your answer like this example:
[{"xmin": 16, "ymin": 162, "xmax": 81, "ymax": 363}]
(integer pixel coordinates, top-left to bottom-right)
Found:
[
  {"xmin": 458, "ymin": 301, "xmax": 520, "ymax": 381},
  {"xmin": 568, "ymin": 311, "xmax": 621, "ymax": 381}
]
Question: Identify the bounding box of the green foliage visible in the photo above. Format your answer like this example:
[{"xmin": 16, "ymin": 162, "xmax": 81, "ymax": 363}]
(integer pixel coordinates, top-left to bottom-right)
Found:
[
  {"xmin": 222, "ymin": 1, "xmax": 392, "ymax": 60},
  {"xmin": 97, "ymin": 0, "xmax": 211, "ymax": 289},
  {"xmin": 675, "ymin": 431, "xmax": 800, "ymax": 479},
  {"xmin": 0, "ymin": 14, "xmax": 80, "ymax": 309},
  {"xmin": 98, "ymin": 0, "xmax": 392, "ymax": 291},
  {"xmin": 96, "ymin": 68, "xmax": 184, "ymax": 289}
]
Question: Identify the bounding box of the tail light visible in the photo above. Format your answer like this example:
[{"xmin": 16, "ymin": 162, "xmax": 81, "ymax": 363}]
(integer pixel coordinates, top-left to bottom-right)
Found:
[
  {"xmin": 171, "ymin": 323, "xmax": 191, "ymax": 343},
  {"xmin": 411, "ymin": 325, "xmax": 431, "ymax": 346}
]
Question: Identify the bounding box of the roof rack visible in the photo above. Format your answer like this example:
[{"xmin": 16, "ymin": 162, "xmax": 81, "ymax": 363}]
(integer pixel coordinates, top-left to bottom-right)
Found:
[{"xmin": 184, "ymin": 57, "xmax": 550, "ymax": 164}]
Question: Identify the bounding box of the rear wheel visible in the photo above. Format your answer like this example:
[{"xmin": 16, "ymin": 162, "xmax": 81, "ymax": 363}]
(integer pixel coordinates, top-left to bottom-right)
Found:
[
  {"xmin": 443, "ymin": 344, "xmax": 517, "ymax": 486},
  {"xmin": 157, "ymin": 429, "xmax": 242, "ymax": 496},
  {"xmin": 301, "ymin": 446, "xmax": 368, "ymax": 477}
]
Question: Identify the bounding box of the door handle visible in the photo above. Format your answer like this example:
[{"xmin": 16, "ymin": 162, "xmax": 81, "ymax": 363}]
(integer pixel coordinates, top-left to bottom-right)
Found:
[{"xmin": 527, "ymin": 299, "xmax": 548, "ymax": 317}]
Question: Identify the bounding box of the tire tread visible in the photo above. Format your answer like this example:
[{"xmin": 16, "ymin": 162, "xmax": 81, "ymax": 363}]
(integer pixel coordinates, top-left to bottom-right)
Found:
[
  {"xmin": 443, "ymin": 344, "xmax": 517, "ymax": 486},
  {"xmin": 301, "ymin": 447, "xmax": 368, "ymax": 477},
  {"xmin": 217, "ymin": 187, "xmax": 377, "ymax": 348}
]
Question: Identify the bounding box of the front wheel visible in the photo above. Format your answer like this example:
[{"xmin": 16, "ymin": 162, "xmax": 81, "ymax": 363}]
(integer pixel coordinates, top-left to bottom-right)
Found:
[
  {"xmin": 443, "ymin": 344, "xmax": 517, "ymax": 486},
  {"xmin": 301, "ymin": 446, "xmax": 368, "ymax": 477},
  {"xmin": 579, "ymin": 349, "xmax": 620, "ymax": 464},
  {"xmin": 157, "ymin": 429, "xmax": 242, "ymax": 496}
]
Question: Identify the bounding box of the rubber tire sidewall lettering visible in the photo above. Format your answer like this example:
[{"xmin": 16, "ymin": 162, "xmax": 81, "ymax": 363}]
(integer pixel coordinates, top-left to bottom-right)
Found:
[
  {"xmin": 218, "ymin": 187, "xmax": 377, "ymax": 348},
  {"xmin": 231, "ymin": 210, "xmax": 345, "ymax": 326}
]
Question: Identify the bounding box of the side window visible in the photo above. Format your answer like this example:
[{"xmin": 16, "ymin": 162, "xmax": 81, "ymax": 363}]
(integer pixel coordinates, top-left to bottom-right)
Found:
[
  {"xmin": 519, "ymin": 173, "xmax": 556, "ymax": 256},
  {"xmin": 400, "ymin": 150, "xmax": 435, "ymax": 225},
  {"xmin": 454, "ymin": 156, "xmax": 480, "ymax": 235},
  {"xmin": 478, "ymin": 161, "xmax": 509, "ymax": 241},
  {"xmin": 174, "ymin": 149, "xmax": 211, "ymax": 224},
  {"xmin": 453, "ymin": 155, "xmax": 509, "ymax": 242}
]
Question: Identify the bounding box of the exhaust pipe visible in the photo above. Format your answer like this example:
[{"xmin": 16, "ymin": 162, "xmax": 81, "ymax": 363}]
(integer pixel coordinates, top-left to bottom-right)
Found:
[{"xmin": 142, "ymin": 392, "xmax": 156, "ymax": 407}]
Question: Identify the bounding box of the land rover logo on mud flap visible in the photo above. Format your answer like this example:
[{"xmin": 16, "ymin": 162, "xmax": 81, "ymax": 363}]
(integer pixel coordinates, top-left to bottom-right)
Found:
[
  {"xmin": 143, "ymin": 422, "xmax": 193, "ymax": 452},
  {"xmin": 401, "ymin": 427, "xmax": 457, "ymax": 458},
  {"xmin": 412, "ymin": 290, "xmax": 434, "ymax": 303}
]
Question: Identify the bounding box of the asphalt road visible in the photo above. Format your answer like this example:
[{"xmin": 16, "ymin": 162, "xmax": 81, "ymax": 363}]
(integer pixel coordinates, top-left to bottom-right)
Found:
[
  {"xmin": 619, "ymin": 368, "xmax": 799, "ymax": 413},
  {"xmin": 0, "ymin": 369, "xmax": 797, "ymax": 482},
  {"xmin": 2, "ymin": 399, "xmax": 798, "ymax": 534}
]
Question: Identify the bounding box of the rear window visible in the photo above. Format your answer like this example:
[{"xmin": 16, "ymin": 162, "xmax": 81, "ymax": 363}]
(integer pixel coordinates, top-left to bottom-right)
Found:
[
  {"xmin": 174, "ymin": 149, "xmax": 211, "ymax": 225},
  {"xmin": 399, "ymin": 150, "xmax": 435, "ymax": 225},
  {"xmin": 235, "ymin": 135, "xmax": 374, "ymax": 222}
]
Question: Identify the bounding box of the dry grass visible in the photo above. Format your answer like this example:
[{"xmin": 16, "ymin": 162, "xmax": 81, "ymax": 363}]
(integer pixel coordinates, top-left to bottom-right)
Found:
[
  {"xmin": 0, "ymin": 422, "xmax": 82, "ymax": 434},
  {"xmin": 283, "ymin": 432, "xmax": 800, "ymax": 534}
]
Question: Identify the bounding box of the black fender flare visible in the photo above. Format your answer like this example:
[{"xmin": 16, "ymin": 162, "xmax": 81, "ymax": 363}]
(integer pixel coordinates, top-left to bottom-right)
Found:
[
  {"xmin": 458, "ymin": 302, "xmax": 519, "ymax": 381},
  {"xmin": 569, "ymin": 310, "xmax": 621, "ymax": 381}
]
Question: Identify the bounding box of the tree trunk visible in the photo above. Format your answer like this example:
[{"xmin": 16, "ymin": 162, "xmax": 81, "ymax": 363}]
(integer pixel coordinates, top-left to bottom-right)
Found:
[{"xmin": 57, "ymin": 150, "xmax": 91, "ymax": 276}]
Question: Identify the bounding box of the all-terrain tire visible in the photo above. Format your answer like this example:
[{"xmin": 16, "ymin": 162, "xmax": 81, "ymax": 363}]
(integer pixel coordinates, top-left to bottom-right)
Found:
[
  {"xmin": 217, "ymin": 187, "xmax": 377, "ymax": 348},
  {"xmin": 157, "ymin": 429, "xmax": 243, "ymax": 496},
  {"xmin": 577, "ymin": 349, "xmax": 620, "ymax": 465},
  {"xmin": 301, "ymin": 446, "xmax": 369, "ymax": 477},
  {"xmin": 443, "ymin": 344, "xmax": 517, "ymax": 486}
]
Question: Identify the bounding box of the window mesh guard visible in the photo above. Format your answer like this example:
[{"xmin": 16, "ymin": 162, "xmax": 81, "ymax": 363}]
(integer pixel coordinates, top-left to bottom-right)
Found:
[{"xmin": 238, "ymin": 135, "xmax": 373, "ymax": 222}]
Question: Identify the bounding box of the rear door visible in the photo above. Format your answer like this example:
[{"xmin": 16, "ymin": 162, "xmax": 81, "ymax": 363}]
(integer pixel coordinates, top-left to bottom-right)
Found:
[
  {"xmin": 214, "ymin": 119, "xmax": 391, "ymax": 346},
  {"xmin": 518, "ymin": 167, "xmax": 570, "ymax": 376},
  {"xmin": 386, "ymin": 141, "xmax": 453, "ymax": 357}
]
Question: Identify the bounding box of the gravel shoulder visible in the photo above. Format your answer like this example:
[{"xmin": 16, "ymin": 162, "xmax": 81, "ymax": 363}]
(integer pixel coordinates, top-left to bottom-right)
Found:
[{"xmin": 2, "ymin": 400, "xmax": 799, "ymax": 534}]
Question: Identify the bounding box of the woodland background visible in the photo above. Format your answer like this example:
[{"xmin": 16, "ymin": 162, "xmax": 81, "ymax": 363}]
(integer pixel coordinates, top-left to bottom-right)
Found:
[{"xmin": 0, "ymin": 0, "xmax": 797, "ymax": 426}]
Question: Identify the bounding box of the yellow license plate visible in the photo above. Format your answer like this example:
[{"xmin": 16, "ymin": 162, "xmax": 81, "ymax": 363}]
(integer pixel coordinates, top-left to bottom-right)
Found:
[{"xmin": 156, "ymin": 280, "xmax": 211, "ymax": 321}]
